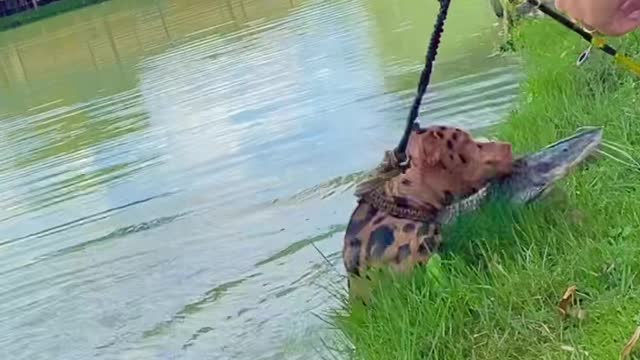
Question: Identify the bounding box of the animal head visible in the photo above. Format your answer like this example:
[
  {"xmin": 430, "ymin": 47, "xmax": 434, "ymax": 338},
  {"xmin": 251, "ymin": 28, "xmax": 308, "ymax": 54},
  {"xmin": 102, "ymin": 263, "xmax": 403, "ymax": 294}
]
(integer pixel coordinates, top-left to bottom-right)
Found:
[{"xmin": 406, "ymin": 125, "xmax": 513, "ymax": 202}]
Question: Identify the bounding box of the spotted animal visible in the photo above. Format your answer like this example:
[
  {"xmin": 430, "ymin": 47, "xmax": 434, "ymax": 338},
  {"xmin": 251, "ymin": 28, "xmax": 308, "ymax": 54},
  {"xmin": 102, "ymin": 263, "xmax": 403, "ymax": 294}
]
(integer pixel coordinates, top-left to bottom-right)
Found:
[{"xmin": 343, "ymin": 125, "xmax": 513, "ymax": 300}]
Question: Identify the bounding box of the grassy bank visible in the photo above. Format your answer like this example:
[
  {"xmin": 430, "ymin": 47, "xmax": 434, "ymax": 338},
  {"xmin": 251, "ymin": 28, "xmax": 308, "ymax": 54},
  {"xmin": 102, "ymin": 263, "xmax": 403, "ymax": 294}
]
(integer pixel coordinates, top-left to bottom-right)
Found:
[
  {"xmin": 0, "ymin": 0, "xmax": 109, "ymax": 31},
  {"xmin": 331, "ymin": 18, "xmax": 640, "ymax": 359}
]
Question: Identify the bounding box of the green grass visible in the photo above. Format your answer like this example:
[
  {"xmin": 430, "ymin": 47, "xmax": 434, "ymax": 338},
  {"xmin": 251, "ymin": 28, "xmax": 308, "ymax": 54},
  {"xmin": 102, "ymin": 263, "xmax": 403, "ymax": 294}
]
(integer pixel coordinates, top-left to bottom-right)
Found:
[
  {"xmin": 329, "ymin": 18, "xmax": 640, "ymax": 360},
  {"xmin": 0, "ymin": 0, "xmax": 110, "ymax": 31}
]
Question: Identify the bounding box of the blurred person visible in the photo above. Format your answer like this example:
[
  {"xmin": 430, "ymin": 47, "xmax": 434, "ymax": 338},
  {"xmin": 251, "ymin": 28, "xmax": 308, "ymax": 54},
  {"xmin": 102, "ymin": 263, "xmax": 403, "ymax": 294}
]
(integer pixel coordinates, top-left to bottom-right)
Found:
[{"xmin": 556, "ymin": 0, "xmax": 640, "ymax": 36}]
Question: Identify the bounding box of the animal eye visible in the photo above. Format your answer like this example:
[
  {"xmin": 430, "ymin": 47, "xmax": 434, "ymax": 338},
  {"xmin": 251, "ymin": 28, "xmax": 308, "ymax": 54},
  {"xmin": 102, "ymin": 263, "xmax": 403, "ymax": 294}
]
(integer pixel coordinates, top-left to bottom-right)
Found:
[{"xmin": 477, "ymin": 144, "xmax": 483, "ymax": 149}]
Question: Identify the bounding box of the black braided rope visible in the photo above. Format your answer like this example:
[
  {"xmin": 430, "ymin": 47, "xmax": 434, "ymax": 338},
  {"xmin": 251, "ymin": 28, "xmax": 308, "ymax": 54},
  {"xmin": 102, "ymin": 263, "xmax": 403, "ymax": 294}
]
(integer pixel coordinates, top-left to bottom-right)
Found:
[{"xmin": 395, "ymin": 0, "xmax": 452, "ymax": 162}]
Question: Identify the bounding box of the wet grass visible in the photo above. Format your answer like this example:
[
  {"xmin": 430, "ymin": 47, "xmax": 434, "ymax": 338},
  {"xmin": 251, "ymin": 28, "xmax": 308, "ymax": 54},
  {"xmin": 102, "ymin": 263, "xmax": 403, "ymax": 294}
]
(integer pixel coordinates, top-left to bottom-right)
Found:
[
  {"xmin": 0, "ymin": 0, "xmax": 110, "ymax": 31},
  {"xmin": 329, "ymin": 19, "xmax": 640, "ymax": 359}
]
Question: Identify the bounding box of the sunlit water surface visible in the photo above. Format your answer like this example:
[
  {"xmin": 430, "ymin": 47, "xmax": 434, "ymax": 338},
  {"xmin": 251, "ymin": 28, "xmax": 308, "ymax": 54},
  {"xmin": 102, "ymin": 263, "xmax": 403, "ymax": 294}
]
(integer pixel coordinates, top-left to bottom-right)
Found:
[{"xmin": 0, "ymin": 0, "xmax": 522, "ymax": 358}]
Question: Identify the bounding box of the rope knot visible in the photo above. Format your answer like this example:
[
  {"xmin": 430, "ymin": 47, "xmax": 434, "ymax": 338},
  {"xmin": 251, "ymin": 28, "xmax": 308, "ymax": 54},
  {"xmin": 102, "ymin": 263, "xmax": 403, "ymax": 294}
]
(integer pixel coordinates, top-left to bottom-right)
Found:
[{"xmin": 354, "ymin": 149, "xmax": 409, "ymax": 198}]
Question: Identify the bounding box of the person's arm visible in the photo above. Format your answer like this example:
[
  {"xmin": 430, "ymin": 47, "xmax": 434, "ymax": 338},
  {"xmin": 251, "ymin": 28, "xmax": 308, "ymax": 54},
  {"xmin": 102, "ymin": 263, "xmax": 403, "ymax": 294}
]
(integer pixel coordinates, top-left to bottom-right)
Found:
[{"xmin": 555, "ymin": 0, "xmax": 640, "ymax": 36}]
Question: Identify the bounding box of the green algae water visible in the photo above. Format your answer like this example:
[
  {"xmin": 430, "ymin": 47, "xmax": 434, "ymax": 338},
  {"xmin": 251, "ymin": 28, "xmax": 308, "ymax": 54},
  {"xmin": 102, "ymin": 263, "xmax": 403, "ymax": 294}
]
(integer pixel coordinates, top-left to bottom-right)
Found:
[{"xmin": 0, "ymin": 0, "xmax": 520, "ymax": 358}]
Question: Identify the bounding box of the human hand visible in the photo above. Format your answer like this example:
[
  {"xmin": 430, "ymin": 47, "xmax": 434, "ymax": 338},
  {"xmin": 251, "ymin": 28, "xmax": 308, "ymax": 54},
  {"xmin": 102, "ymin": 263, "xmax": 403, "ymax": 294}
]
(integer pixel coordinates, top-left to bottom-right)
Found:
[{"xmin": 555, "ymin": 0, "xmax": 640, "ymax": 36}]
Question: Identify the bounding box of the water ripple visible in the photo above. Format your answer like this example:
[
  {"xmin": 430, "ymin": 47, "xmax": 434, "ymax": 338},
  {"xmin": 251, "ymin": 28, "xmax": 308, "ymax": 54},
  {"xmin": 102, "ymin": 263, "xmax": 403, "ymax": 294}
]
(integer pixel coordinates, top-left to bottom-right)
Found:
[{"xmin": 0, "ymin": 0, "xmax": 521, "ymax": 358}]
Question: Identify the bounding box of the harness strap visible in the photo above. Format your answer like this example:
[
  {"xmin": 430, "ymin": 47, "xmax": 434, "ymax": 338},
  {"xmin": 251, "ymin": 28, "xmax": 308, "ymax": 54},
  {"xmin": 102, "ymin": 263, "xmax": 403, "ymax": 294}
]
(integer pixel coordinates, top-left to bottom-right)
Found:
[{"xmin": 362, "ymin": 187, "xmax": 438, "ymax": 223}]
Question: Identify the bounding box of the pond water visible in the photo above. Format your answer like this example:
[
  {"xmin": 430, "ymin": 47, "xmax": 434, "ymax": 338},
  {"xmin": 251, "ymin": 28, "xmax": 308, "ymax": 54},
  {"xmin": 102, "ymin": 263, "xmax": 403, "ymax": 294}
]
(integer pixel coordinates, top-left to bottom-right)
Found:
[{"xmin": 0, "ymin": 0, "xmax": 521, "ymax": 358}]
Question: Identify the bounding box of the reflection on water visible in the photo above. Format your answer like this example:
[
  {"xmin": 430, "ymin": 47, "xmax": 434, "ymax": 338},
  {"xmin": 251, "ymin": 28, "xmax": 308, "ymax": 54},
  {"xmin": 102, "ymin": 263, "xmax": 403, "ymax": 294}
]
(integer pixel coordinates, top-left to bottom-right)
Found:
[{"xmin": 0, "ymin": 0, "xmax": 521, "ymax": 358}]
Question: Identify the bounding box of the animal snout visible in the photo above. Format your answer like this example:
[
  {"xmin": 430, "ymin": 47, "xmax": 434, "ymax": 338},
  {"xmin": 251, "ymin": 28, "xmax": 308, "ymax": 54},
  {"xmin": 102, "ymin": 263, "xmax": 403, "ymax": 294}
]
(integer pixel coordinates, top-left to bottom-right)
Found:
[
  {"xmin": 481, "ymin": 141, "xmax": 513, "ymax": 174},
  {"xmin": 499, "ymin": 142, "xmax": 513, "ymax": 160},
  {"xmin": 496, "ymin": 142, "xmax": 514, "ymax": 173},
  {"xmin": 482, "ymin": 141, "xmax": 512, "ymax": 158}
]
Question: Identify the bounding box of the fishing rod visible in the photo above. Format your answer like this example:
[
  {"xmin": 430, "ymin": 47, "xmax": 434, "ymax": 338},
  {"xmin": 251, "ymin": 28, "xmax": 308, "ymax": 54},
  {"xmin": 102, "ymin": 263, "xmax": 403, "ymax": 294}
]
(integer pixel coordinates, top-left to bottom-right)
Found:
[{"xmin": 526, "ymin": 0, "xmax": 640, "ymax": 76}]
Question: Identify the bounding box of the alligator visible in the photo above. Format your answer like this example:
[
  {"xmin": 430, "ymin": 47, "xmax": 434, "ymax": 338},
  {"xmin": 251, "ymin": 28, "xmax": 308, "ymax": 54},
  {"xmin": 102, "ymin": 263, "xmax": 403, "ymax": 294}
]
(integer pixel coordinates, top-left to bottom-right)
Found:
[{"xmin": 438, "ymin": 128, "xmax": 603, "ymax": 224}]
